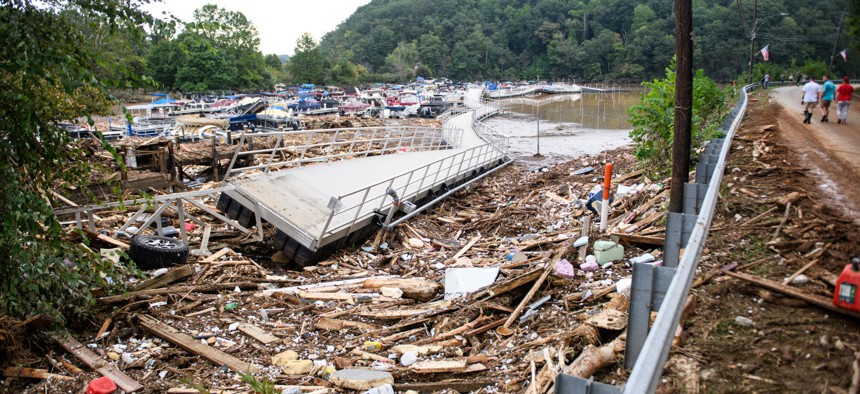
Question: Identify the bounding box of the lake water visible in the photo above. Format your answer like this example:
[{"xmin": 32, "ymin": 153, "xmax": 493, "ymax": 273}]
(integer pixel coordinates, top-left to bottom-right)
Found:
[{"xmin": 482, "ymin": 87, "xmax": 644, "ymax": 167}]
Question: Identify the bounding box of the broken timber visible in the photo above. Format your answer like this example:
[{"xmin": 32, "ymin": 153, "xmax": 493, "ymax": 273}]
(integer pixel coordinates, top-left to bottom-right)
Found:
[
  {"xmin": 51, "ymin": 333, "xmax": 143, "ymax": 392},
  {"xmin": 137, "ymin": 314, "xmax": 258, "ymax": 373}
]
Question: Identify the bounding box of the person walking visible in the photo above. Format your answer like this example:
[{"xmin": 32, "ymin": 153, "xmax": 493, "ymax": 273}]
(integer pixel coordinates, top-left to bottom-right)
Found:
[
  {"xmin": 819, "ymin": 75, "xmax": 836, "ymax": 122},
  {"xmin": 801, "ymin": 76, "xmax": 821, "ymax": 124},
  {"xmin": 763, "ymin": 73, "xmax": 771, "ymax": 90},
  {"xmin": 836, "ymin": 76, "xmax": 855, "ymax": 125}
]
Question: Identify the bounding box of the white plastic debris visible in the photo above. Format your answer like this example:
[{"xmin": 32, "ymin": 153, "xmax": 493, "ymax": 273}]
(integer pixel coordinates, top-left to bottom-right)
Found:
[
  {"xmin": 573, "ymin": 236, "xmax": 589, "ymax": 248},
  {"xmin": 400, "ymin": 351, "xmax": 418, "ymax": 366},
  {"xmin": 615, "ymin": 277, "xmax": 632, "ymax": 296},
  {"xmin": 444, "ymin": 266, "xmax": 500, "ymax": 299}
]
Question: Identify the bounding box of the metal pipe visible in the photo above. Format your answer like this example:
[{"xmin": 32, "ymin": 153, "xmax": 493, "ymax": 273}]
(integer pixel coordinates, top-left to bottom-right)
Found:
[{"xmin": 384, "ymin": 158, "xmax": 513, "ymax": 230}]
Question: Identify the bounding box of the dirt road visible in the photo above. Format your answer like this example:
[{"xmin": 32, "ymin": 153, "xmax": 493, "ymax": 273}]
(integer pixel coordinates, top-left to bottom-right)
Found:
[{"xmin": 769, "ymin": 85, "xmax": 860, "ymax": 224}]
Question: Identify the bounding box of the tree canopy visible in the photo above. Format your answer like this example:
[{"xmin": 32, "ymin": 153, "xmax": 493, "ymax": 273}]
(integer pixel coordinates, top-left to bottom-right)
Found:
[{"xmin": 318, "ymin": 0, "xmax": 858, "ymax": 82}]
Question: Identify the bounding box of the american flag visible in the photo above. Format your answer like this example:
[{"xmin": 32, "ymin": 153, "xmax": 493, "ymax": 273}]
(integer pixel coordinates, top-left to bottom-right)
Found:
[
  {"xmin": 760, "ymin": 44, "xmax": 770, "ymax": 61},
  {"xmin": 840, "ymin": 49, "xmax": 847, "ymax": 62}
]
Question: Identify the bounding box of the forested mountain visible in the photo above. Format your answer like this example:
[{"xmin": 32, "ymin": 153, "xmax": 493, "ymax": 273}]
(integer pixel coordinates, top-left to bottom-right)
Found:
[{"xmin": 318, "ymin": 0, "xmax": 858, "ymax": 82}]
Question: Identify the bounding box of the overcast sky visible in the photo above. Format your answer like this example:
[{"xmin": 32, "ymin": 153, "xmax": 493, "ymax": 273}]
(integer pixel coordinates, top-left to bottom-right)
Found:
[{"xmin": 142, "ymin": 0, "xmax": 372, "ymax": 56}]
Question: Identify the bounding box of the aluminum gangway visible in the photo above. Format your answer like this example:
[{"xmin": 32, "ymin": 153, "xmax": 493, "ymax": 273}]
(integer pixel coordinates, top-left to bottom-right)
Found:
[
  {"xmin": 216, "ymin": 88, "xmax": 512, "ymax": 264},
  {"xmin": 486, "ymin": 83, "xmax": 584, "ymax": 98}
]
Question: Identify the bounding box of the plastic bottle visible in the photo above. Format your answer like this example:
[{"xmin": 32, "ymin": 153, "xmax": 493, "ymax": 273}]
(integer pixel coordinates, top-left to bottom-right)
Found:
[{"xmin": 834, "ymin": 256, "xmax": 860, "ymax": 312}]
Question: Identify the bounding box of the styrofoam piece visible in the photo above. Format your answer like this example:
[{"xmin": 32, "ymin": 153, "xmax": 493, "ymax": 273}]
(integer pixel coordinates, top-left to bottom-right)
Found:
[
  {"xmin": 573, "ymin": 236, "xmax": 589, "ymax": 248},
  {"xmin": 629, "ymin": 253, "xmax": 656, "ymax": 265},
  {"xmin": 444, "ymin": 266, "xmax": 500, "ymax": 299}
]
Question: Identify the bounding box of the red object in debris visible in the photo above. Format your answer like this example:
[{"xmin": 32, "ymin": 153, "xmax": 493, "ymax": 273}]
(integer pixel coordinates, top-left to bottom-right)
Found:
[
  {"xmin": 86, "ymin": 376, "xmax": 117, "ymax": 394},
  {"xmin": 184, "ymin": 222, "xmax": 196, "ymax": 232},
  {"xmin": 833, "ymin": 256, "xmax": 860, "ymax": 312}
]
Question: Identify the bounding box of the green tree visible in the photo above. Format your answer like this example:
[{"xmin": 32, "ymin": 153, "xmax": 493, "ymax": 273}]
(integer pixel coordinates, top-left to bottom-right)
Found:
[
  {"xmin": 147, "ymin": 39, "xmax": 184, "ymax": 90},
  {"xmin": 385, "ymin": 41, "xmax": 420, "ymax": 82},
  {"xmin": 627, "ymin": 59, "xmax": 728, "ymax": 177},
  {"xmin": 175, "ymin": 32, "xmax": 237, "ymax": 91},
  {"xmin": 189, "ymin": 4, "xmax": 265, "ymax": 90},
  {"xmin": 0, "ymin": 0, "xmax": 152, "ymax": 324},
  {"xmin": 288, "ymin": 33, "xmax": 325, "ymax": 84}
]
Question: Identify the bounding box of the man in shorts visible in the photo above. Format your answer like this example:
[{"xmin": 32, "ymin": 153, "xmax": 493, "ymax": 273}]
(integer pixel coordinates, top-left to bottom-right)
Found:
[
  {"xmin": 801, "ymin": 77, "xmax": 821, "ymax": 124},
  {"xmin": 836, "ymin": 76, "xmax": 854, "ymax": 125},
  {"xmin": 819, "ymin": 75, "xmax": 836, "ymax": 122}
]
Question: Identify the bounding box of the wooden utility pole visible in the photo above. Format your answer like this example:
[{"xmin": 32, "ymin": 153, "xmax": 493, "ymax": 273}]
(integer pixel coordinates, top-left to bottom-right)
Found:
[
  {"xmin": 828, "ymin": 11, "xmax": 847, "ymax": 75},
  {"xmin": 747, "ymin": 0, "xmax": 758, "ymax": 84},
  {"xmin": 669, "ymin": 0, "xmax": 693, "ymax": 214}
]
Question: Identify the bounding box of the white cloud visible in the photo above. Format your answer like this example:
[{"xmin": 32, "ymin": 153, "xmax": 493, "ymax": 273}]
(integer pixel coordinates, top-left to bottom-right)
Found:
[{"xmin": 142, "ymin": 0, "xmax": 371, "ymax": 55}]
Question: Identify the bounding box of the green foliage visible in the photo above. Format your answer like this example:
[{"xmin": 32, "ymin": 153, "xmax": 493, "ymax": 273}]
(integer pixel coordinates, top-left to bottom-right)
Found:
[
  {"xmin": 317, "ymin": 0, "xmax": 856, "ymax": 82},
  {"xmin": 239, "ymin": 372, "xmax": 276, "ymax": 394},
  {"xmin": 287, "ymin": 33, "xmax": 326, "ymax": 84},
  {"xmin": 627, "ymin": 59, "xmax": 729, "ymax": 177},
  {"xmin": 0, "ymin": 0, "xmax": 152, "ymax": 325},
  {"xmin": 798, "ymin": 60, "xmax": 829, "ymax": 80}
]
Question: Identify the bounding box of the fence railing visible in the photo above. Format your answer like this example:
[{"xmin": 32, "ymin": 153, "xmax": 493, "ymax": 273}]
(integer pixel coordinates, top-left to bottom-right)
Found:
[
  {"xmin": 222, "ymin": 126, "xmax": 464, "ymax": 181},
  {"xmin": 315, "ymin": 141, "xmax": 508, "ymax": 245}
]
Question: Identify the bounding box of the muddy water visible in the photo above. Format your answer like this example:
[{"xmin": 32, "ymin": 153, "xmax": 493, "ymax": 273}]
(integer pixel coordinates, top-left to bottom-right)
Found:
[{"xmin": 483, "ymin": 88, "xmax": 644, "ymax": 167}]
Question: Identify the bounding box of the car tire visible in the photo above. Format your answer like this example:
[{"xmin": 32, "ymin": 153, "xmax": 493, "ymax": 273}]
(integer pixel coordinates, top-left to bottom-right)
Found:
[{"xmin": 128, "ymin": 235, "xmax": 189, "ymax": 270}]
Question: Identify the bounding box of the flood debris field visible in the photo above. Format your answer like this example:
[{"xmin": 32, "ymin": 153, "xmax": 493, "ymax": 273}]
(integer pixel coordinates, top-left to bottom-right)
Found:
[
  {"xmin": 3, "ymin": 94, "xmax": 859, "ymax": 393},
  {"xmin": 5, "ymin": 138, "xmax": 671, "ymax": 393}
]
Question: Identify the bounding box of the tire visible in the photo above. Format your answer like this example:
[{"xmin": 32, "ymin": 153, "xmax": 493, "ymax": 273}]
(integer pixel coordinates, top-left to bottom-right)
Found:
[{"xmin": 128, "ymin": 235, "xmax": 189, "ymax": 270}]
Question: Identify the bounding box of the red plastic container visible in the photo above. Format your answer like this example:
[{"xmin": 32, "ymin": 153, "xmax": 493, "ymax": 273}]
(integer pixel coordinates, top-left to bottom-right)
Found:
[
  {"xmin": 833, "ymin": 256, "xmax": 860, "ymax": 313},
  {"xmin": 86, "ymin": 376, "xmax": 116, "ymax": 394}
]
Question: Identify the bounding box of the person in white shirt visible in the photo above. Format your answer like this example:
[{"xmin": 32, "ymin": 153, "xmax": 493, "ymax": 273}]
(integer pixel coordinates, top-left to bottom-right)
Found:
[{"xmin": 801, "ymin": 77, "xmax": 822, "ymax": 124}]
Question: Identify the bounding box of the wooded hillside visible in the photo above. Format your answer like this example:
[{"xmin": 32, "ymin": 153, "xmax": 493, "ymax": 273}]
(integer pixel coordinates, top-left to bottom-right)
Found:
[{"xmin": 318, "ymin": 0, "xmax": 858, "ymax": 82}]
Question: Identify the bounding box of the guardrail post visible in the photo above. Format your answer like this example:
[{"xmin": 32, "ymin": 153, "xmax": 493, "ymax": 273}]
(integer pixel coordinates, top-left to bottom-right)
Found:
[
  {"xmin": 555, "ymin": 375, "xmax": 621, "ymax": 394},
  {"xmin": 662, "ymin": 212, "xmax": 698, "ymax": 268},
  {"xmin": 623, "ymin": 262, "xmax": 678, "ymax": 369}
]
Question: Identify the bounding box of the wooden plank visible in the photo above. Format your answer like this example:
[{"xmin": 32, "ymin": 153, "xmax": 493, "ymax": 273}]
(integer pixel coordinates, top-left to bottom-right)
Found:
[
  {"xmin": 201, "ymin": 247, "xmax": 232, "ymax": 263},
  {"xmin": 410, "ymin": 359, "xmax": 467, "ymax": 373},
  {"xmin": 611, "ymin": 232, "xmax": 665, "ymax": 247},
  {"xmin": 724, "ymin": 271, "xmax": 860, "ymax": 320},
  {"xmin": 51, "ymin": 333, "xmax": 143, "ymax": 392},
  {"xmin": 447, "ymin": 235, "xmax": 481, "ymax": 262},
  {"xmin": 98, "ymin": 282, "xmax": 261, "ymax": 304},
  {"xmin": 362, "ymin": 278, "xmax": 441, "ymax": 302},
  {"xmin": 134, "ymin": 265, "xmax": 195, "ymax": 291},
  {"xmin": 137, "ymin": 314, "xmax": 257, "ymax": 373},
  {"xmin": 237, "ymin": 323, "xmax": 279, "ymax": 345},
  {"xmin": 3, "ymin": 367, "xmax": 74, "ymax": 381},
  {"xmin": 82, "ymin": 228, "xmax": 130, "ymax": 250},
  {"xmin": 315, "ymin": 317, "xmax": 380, "ymax": 332},
  {"xmin": 394, "ymin": 381, "xmax": 495, "ymax": 392}
]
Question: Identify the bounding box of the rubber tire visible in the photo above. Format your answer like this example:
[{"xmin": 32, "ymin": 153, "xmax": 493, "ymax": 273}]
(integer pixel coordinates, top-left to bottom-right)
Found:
[{"xmin": 128, "ymin": 235, "xmax": 189, "ymax": 270}]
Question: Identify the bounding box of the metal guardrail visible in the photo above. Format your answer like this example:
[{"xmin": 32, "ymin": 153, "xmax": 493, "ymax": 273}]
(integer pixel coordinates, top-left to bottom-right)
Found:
[
  {"xmin": 557, "ymin": 84, "xmax": 752, "ymax": 393},
  {"xmin": 222, "ymin": 126, "xmax": 464, "ymax": 181}
]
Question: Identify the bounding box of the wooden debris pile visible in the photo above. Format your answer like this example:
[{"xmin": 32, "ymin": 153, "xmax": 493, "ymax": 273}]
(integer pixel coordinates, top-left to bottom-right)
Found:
[{"xmin": 22, "ymin": 149, "xmax": 687, "ymax": 393}]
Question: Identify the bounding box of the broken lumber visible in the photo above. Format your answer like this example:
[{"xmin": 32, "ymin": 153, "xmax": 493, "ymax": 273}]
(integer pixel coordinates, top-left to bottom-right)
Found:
[
  {"xmin": 51, "ymin": 333, "xmax": 143, "ymax": 392},
  {"xmin": 611, "ymin": 233, "xmax": 665, "ymax": 247},
  {"xmin": 137, "ymin": 314, "xmax": 258, "ymax": 373},
  {"xmin": 500, "ymin": 238, "xmax": 574, "ymax": 335},
  {"xmin": 3, "ymin": 367, "xmax": 74, "ymax": 381},
  {"xmin": 394, "ymin": 381, "xmax": 496, "ymax": 392},
  {"xmin": 562, "ymin": 336, "xmax": 625, "ymax": 378},
  {"xmin": 410, "ymin": 359, "xmax": 467, "ymax": 373},
  {"xmin": 237, "ymin": 323, "xmax": 279, "ymax": 345},
  {"xmin": 362, "ymin": 278, "xmax": 441, "ymax": 302},
  {"xmin": 98, "ymin": 282, "xmax": 261, "ymax": 304},
  {"xmin": 315, "ymin": 317, "xmax": 380, "ymax": 332},
  {"xmin": 724, "ymin": 271, "xmax": 860, "ymax": 319},
  {"xmin": 134, "ymin": 265, "xmax": 195, "ymax": 291}
]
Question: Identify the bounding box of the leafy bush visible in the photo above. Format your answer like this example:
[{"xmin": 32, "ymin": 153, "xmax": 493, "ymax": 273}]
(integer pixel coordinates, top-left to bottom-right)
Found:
[{"xmin": 627, "ymin": 59, "xmax": 728, "ymax": 177}]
